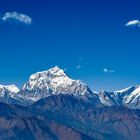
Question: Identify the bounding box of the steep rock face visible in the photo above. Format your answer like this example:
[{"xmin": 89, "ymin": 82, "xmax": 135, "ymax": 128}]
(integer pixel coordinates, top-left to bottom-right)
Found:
[
  {"xmin": 30, "ymin": 94, "xmax": 140, "ymax": 140},
  {"xmin": 0, "ymin": 102, "xmax": 93, "ymax": 140},
  {"xmin": 0, "ymin": 94, "xmax": 140, "ymax": 140},
  {"xmin": 0, "ymin": 67, "xmax": 140, "ymax": 110},
  {"xmin": 98, "ymin": 86, "xmax": 140, "ymax": 109},
  {"xmin": 1, "ymin": 67, "xmax": 140, "ymax": 140},
  {"xmin": 1, "ymin": 67, "xmax": 140, "ymax": 109},
  {"xmin": 21, "ymin": 66, "xmax": 93, "ymax": 102},
  {"xmin": 0, "ymin": 117, "xmax": 92, "ymax": 140},
  {"xmin": 0, "ymin": 85, "xmax": 19, "ymax": 93},
  {"xmin": 0, "ymin": 84, "xmax": 30, "ymax": 106}
]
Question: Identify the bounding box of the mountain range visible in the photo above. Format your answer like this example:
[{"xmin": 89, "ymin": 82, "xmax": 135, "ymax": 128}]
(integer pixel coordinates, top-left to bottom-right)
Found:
[{"xmin": 0, "ymin": 66, "xmax": 140, "ymax": 140}]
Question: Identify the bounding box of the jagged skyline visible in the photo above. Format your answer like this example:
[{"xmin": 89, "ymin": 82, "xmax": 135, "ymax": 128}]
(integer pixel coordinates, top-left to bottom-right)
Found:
[{"xmin": 0, "ymin": 0, "xmax": 140, "ymax": 91}]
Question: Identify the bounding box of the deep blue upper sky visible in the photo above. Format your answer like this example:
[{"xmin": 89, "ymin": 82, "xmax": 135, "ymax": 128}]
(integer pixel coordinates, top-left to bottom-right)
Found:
[{"xmin": 0, "ymin": 0, "xmax": 140, "ymax": 91}]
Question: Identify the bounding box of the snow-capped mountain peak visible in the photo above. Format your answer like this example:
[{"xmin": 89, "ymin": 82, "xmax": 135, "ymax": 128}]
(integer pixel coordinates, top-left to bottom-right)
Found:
[
  {"xmin": 98, "ymin": 85, "xmax": 140, "ymax": 109},
  {"xmin": 0, "ymin": 68, "xmax": 140, "ymax": 109},
  {"xmin": 0, "ymin": 84, "xmax": 33, "ymax": 106},
  {"xmin": 0, "ymin": 84, "xmax": 19, "ymax": 93},
  {"xmin": 23, "ymin": 66, "xmax": 69, "ymax": 90},
  {"xmin": 21, "ymin": 66, "xmax": 89, "ymax": 101},
  {"xmin": 115, "ymin": 85, "xmax": 136, "ymax": 93}
]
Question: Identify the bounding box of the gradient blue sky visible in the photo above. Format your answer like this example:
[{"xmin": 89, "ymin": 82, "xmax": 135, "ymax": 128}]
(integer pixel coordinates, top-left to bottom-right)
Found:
[{"xmin": 0, "ymin": 0, "xmax": 140, "ymax": 91}]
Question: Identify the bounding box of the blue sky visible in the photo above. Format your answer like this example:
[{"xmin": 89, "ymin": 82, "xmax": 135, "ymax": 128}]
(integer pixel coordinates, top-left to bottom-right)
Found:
[{"xmin": 0, "ymin": 0, "xmax": 140, "ymax": 91}]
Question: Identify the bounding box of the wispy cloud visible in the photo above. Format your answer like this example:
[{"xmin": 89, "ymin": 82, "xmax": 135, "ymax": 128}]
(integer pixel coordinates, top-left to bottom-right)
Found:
[
  {"xmin": 125, "ymin": 20, "xmax": 140, "ymax": 27},
  {"xmin": 76, "ymin": 57, "xmax": 83, "ymax": 70},
  {"xmin": 76, "ymin": 65, "xmax": 82, "ymax": 70},
  {"xmin": 2, "ymin": 12, "xmax": 32, "ymax": 25},
  {"xmin": 78, "ymin": 57, "xmax": 82, "ymax": 62},
  {"xmin": 103, "ymin": 68, "xmax": 114, "ymax": 74}
]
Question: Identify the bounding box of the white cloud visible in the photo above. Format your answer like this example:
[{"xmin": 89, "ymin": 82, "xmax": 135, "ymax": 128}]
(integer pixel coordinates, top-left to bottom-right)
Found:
[
  {"xmin": 2, "ymin": 12, "xmax": 32, "ymax": 25},
  {"xmin": 76, "ymin": 65, "xmax": 82, "ymax": 70},
  {"xmin": 125, "ymin": 20, "xmax": 140, "ymax": 27},
  {"xmin": 103, "ymin": 68, "xmax": 114, "ymax": 74}
]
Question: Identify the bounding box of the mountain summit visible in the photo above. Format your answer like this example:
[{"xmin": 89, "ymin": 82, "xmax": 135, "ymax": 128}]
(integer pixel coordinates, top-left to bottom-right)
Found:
[
  {"xmin": 21, "ymin": 66, "xmax": 90, "ymax": 101},
  {"xmin": 0, "ymin": 66, "xmax": 140, "ymax": 109},
  {"xmin": 0, "ymin": 84, "xmax": 19, "ymax": 94},
  {"xmin": 0, "ymin": 67, "xmax": 140, "ymax": 140},
  {"xmin": 99, "ymin": 85, "xmax": 140, "ymax": 109},
  {"xmin": 0, "ymin": 84, "xmax": 29, "ymax": 105}
]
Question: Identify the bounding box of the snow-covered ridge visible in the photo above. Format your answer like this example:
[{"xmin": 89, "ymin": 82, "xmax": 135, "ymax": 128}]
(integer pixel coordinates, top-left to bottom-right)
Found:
[
  {"xmin": 0, "ymin": 66, "xmax": 140, "ymax": 109},
  {"xmin": 115, "ymin": 85, "xmax": 136, "ymax": 93},
  {"xmin": 21, "ymin": 66, "xmax": 89, "ymax": 101},
  {"xmin": 99, "ymin": 85, "xmax": 140, "ymax": 109},
  {"xmin": 23, "ymin": 66, "xmax": 87, "ymax": 94},
  {"xmin": 0, "ymin": 84, "xmax": 33, "ymax": 106},
  {"xmin": 0, "ymin": 84, "xmax": 19, "ymax": 93},
  {"xmin": 23, "ymin": 66, "xmax": 72, "ymax": 90}
]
